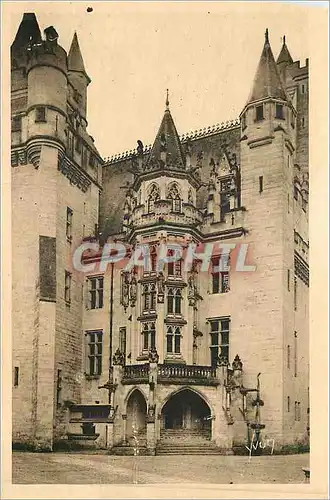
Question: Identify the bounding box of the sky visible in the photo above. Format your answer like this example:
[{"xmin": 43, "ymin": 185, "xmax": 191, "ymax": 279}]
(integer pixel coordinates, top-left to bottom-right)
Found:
[{"xmin": 8, "ymin": 2, "xmax": 314, "ymax": 159}]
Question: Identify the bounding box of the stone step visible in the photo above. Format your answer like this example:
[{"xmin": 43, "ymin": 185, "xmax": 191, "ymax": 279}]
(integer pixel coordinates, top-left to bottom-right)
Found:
[{"xmin": 156, "ymin": 445, "xmax": 221, "ymax": 455}]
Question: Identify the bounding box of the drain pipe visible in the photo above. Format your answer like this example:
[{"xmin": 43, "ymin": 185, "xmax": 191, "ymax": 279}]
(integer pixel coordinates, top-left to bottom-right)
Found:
[{"xmin": 108, "ymin": 261, "xmax": 114, "ymax": 405}]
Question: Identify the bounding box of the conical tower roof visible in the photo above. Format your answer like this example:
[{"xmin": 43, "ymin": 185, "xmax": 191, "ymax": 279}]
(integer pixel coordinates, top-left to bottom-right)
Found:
[
  {"xmin": 276, "ymin": 36, "xmax": 293, "ymax": 65},
  {"xmin": 146, "ymin": 91, "xmax": 185, "ymax": 170},
  {"xmin": 11, "ymin": 13, "xmax": 41, "ymax": 50},
  {"xmin": 68, "ymin": 32, "xmax": 88, "ymax": 77},
  {"xmin": 246, "ymin": 29, "xmax": 287, "ymax": 105}
]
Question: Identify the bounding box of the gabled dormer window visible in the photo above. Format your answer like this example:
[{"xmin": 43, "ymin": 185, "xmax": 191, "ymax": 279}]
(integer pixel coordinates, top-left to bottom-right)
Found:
[
  {"xmin": 275, "ymin": 104, "xmax": 284, "ymax": 120},
  {"xmin": 255, "ymin": 104, "xmax": 264, "ymax": 121}
]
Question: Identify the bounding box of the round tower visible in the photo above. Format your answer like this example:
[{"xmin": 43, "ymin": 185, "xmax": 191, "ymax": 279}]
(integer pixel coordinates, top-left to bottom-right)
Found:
[{"xmin": 26, "ymin": 26, "xmax": 68, "ymax": 160}]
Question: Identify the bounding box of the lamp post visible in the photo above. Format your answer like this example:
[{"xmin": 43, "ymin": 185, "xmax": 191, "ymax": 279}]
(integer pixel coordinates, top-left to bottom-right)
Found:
[{"xmin": 250, "ymin": 373, "xmax": 265, "ymax": 455}]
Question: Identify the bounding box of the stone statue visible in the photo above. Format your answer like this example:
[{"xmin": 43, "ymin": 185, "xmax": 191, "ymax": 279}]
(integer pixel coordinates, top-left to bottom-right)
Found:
[
  {"xmin": 121, "ymin": 272, "xmax": 130, "ymax": 310},
  {"xmin": 148, "ymin": 347, "xmax": 159, "ymax": 364},
  {"xmin": 113, "ymin": 348, "xmax": 125, "ymax": 366},
  {"xmin": 157, "ymin": 271, "xmax": 165, "ymax": 295},
  {"xmin": 129, "ymin": 274, "xmax": 137, "ymax": 306},
  {"xmin": 137, "ymin": 139, "xmax": 144, "ymax": 156}
]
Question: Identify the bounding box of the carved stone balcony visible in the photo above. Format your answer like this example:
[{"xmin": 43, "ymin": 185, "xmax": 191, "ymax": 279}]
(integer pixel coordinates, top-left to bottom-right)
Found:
[
  {"xmin": 122, "ymin": 363, "xmax": 150, "ymax": 384},
  {"xmin": 129, "ymin": 200, "xmax": 204, "ymax": 230},
  {"xmin": 158, "ymin": 364, "xmax": 219, "ymax": 386},
  {"xmin": 121, "ymin": 363, "xmax": 219, "ymax": 386}
]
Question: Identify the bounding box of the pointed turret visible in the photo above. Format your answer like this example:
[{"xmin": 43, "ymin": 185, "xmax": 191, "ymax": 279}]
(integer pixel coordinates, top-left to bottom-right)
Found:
[
  {"xmin": 68, "ymin": 32, "xmax": 90, "ymax": 82},
  {"xmin": 276, "ymin": 36, "xmax": 293, "ymax": 65},
  {"xmin": 146, "ymin": 90, "xmax": 185, "ymax": 169},
  {"xmin": 11, "ymin": 13, "xmax": 41, "ymax": 51},
  {"xmin": 246, "ymin": 29, "xmax": 287, "ymax": 105}
]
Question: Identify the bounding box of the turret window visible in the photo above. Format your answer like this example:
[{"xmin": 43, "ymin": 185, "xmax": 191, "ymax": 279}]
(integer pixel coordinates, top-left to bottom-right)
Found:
[
  {"xmin": 166, "ymin": 326, "xmax": 182, "ymax": 354},
  {"xmin": 255, "ymin": 104, "xmax": 264, "ymax": 121},
  {"xmin": 75, "ymin": 136, "xmax": 82, "ymax": 154},
  {"xmin": 67, "ymin": 131, "xmax": 74, "ymax": 157},
  {"xmin": 167, "ymin": 182, "xmax": 182, "ymax": 213},
  {"xmin": 167, "ymin": 249, "xmax": 182, "ymax": 277},
  {"xmin": 12, "ymin": 115, "xmax": 22, "ymax": 132},
  {"xmin": 275, "ymin": 104, "xmax": 284, "ymax": 120},
  {"xmin": 35, "ymin": 106, "xmax": 46, "ymax": 123},
  {"xmin": 146, "ymin": 183, "xmax": 160, "ymax": 214},
  {"xmin": 259, "ymin": 176, "xmax": 263, "ymax": 193},
  {"xmin": 241, "ymin": 113, "xmax": 247, "ymax": 130}
]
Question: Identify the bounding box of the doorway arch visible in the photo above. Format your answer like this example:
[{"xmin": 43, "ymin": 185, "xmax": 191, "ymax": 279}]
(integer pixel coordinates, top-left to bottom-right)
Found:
[
  {"xmin": 126, "ymin": 389, "xmax": 147, "ymax": 441},
  {"xmin": 160, "ymin": 388, "xmax": 212, "ymax": 435}
]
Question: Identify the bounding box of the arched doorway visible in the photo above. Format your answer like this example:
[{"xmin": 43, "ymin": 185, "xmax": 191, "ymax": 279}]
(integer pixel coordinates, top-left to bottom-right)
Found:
[
  {"xmin": 160, "ymin": 389, "xmax": 212, "ymax": 441},
  {"xmin": 126, "ymin": 389, "xmax": 147, "ymax": 442}
]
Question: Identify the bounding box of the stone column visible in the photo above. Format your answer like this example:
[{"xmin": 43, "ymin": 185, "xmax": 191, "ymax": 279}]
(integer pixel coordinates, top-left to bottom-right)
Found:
[
  {"xmin": 214, "ymin": 358, "xmax": 234, "ymax": 452},
  {"xmin": 112, "ymin": 349, "xmax": 125, "ymax": 446},
  {"xmin": 146, "ymin": 348, "xmax": 159, "ymax": 455},
  {"xmin": 122, "ymin": 414, "xmax": 127, "ymax": 445},
  {"xmin": 106, "ymin": 422, "xmax": 115, "ymax": 449}
]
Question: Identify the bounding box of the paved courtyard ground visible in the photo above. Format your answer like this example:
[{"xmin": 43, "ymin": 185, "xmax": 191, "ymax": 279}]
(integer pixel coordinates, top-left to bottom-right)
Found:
[{"xmin": 12, "ymin": 452, "xmax": 309, "ymax": 484}]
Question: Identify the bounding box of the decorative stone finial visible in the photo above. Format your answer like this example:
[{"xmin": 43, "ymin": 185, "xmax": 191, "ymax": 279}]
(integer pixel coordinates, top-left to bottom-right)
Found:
[
  {"xmin": 283, "ymin": 35, "xmax": 286, "ymax": 44},
  {"xmin": 265, "ymin": 28, "xmax": 269, "ymax": 44},
  {"xmin": 232, "ymin": 354, "xmax": 243, "ymax": 371},
  {"xmin": 165, "ymin": 88, "xmax": 169, "ymax": 110}
]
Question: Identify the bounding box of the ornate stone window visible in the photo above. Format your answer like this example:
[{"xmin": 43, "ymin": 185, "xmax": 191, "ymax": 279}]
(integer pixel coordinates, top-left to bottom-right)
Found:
[
  {"xmin": 167, "ymin": 287, "xmax": 182, "ymax": 315},
  {"xmin": 142, "ymin": 283, "xmax": 157, "ymax": 312},
  {"xmin": 167, "ymin": 182, "xmax": 182, "ymax": 212},
  {"xmin": 146, "ymin": 183, "xmax": 160, "ymax": 213},
  {"xmin": 167, "ymin": 249, "xmax": 182, "ymax": 277},
  {"xmin": 166, "ymin": 326, "xmax": 182, "ymax": 355},
  {"xmin": 141, "ymin": 322, "xmax": 156, "ymax": 352}
]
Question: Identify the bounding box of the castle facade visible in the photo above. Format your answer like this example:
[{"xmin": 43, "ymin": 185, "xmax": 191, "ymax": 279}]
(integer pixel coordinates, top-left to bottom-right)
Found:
[{"xmin": 11, "ymin": 13, "xmax": 309, "ymax": 454}]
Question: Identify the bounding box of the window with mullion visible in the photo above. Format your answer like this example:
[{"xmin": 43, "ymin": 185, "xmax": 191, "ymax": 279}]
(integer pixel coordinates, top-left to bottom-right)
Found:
[
  {"xmin": 88, "ymin": 277, "xmax": 104, "ymax": 309},
  {"xmin": 166, "ymin": 326, "xmax": 181, "ymax": 355},
  {"xmin": 142, "ymin": 283, "xmax": 156, "ymax": 312},
  {"xmin": 86, "ymin": 331, "xmax": 103, "ymax": 376},
  {"xmin": 211, "ymin": 257, "xmax": 230, "ymax": 294},
  {"xmin": 209, "ymin": 318, "xmax": 230, "ymax": 366},
  {"xmin": 141, "ymin": 322, "xmax": 156, "ymax": 352},
  {"xmin": 167, "ymin": 288, "xmax": 182, "ymax": 315}
]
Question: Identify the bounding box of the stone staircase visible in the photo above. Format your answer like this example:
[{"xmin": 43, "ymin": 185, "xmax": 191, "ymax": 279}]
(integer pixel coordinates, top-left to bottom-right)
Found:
[
  {"xmin": 156, "ymin": 428, "xmax": 221, "ymax": 455},
  {"xmin": 111, "ymin": 430, "xmax": 148, "ymax": 456}
]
